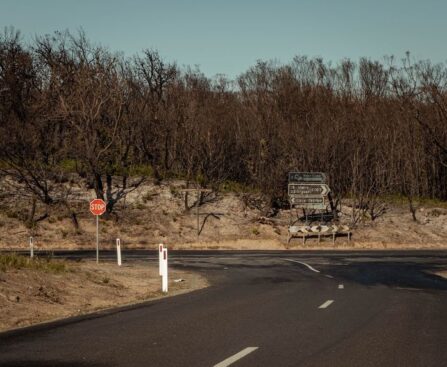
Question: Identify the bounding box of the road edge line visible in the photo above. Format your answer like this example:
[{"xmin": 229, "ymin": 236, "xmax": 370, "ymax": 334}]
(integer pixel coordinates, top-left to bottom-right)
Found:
[
  {"xmin": 213, "ymin": 347, "xmax": 259, "ymax": 367},
  {"xmin": 318, "ymin": 300, "xmax": 334, "ymax": 309},
  {"xmin": 281, "ymin": 258, "xmax": 321, "ymax": 273}
]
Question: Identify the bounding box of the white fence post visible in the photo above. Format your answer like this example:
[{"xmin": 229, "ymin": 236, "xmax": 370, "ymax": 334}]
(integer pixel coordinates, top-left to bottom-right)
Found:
[
  {"xmin": 116, "ymin": 238, "xmax": 122, "ymax": 266},
  {"xmin": 162, "ymin": 248, "xmax": 168, "ymax": 293},
  {"xmin": 29, "ymin": 236, "xmax": 34, "ymax": 258},
  {"xmin": 159, "ymin": 243, "xmax": 164, "ymax": 276}
]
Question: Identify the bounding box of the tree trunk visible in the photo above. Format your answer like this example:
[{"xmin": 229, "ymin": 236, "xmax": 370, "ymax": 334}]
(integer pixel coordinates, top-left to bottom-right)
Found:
[
  {"xmin": 63, "ymin": 201, "xmax": 79, "ymax": 229},
  {"xmin": 28, "ymin": 197, "xmax": 37, "ymax": 229},
  {"xmin": 94, "ymin": 173, "xmax": 105, "ymax": 200},
  {"xmin": 407, "ymin": 195, "xmax": 418, "ymax": 222}
]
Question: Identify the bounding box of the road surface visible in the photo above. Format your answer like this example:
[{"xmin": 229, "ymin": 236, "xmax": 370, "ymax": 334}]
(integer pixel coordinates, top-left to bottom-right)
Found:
[{"xmin": 1, "ymin": 250, "xmax": 447, "ymax": 366}]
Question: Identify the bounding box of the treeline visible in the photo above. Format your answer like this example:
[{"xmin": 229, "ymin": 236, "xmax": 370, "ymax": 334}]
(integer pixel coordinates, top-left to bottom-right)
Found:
[{"xmin": 1, "ymin": 28, "xmax": 447, "ymax": 222}]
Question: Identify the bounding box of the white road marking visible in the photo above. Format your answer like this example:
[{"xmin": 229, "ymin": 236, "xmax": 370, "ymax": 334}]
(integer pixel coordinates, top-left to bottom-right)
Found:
[
  {"xmin": 338, "ymin": 284, "xmax": 344, "ymax": 289},
  {"xmin": 318, "ymin": 300, "xmax": 334, "ymax": 309},
  {"xmin": 325, "ymin": 275, "xmax": 334, "ymax": 279},
  {"xmin": 213, "ymin": 347, "xmax": 259, "ymax": 367},
  {"xmin": 282, "ymin": 259, "xmax": 320, "ymax": 273}
]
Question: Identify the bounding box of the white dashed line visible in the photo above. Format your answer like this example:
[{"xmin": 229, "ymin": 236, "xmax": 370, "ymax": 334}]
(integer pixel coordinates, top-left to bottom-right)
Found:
[
  {"xmin": 282, "ymin": 259, "xmax": 320, "ymax": 273},
  {"xmin": 338, "ymin": 284, "xmax": 344, "ymax": 289},
  {"xmin": 213, "ymin": 347, "xmax": 259, "ymax": 367},
  {"xmin": 318, "ymin": 300, "xmax": 334, "ymax": 309}
]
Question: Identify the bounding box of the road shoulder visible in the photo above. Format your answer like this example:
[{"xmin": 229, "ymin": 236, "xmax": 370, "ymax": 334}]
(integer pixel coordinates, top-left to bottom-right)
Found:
[{"xmin": 0, "ymin": 257, "xmax": 208, "ymax": 332}]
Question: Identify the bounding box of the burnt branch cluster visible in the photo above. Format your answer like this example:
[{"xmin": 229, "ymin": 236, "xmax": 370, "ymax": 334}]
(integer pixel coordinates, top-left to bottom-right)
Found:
[{"xmin": 1, "ymin": 29, "xmax": 447, "ymax": 225}]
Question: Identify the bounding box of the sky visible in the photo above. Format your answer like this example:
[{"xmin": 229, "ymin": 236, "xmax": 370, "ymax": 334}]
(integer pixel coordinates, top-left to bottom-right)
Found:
[{"xmin": 1, "ymin": 0, "xmax": 446, "ymax": 79}]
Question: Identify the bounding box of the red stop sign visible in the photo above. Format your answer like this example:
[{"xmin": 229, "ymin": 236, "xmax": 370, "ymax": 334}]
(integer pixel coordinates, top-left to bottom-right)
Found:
[{"xmin": 90, "ymin": 199, "xmax": 106, "ymax": 216}]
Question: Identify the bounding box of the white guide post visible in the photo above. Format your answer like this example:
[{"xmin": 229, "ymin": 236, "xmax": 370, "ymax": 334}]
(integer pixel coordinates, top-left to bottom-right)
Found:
[
  {"xmin": 162, "ymin": 248, "xmax": 168, "ymax": 293},
  {"xmin": 29, "ymin": 236, "xmax": 34, "ymax": 258},
  {"xmin": 116, "ymin": 238, "xmax": 122, "ymax": 266},
  {"xmin": 159, "ymin": 243, "xmax": 164, "ymax": 276}
]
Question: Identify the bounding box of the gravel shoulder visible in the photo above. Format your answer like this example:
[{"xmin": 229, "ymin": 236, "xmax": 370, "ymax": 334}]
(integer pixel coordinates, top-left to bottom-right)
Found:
[
  {"xmin": 435, "ymin": 270, "xmax": 447, "ymax": 279},
  {"xmin": 0, "ymin": 259, "xmax": 208, "ymax": 332}
]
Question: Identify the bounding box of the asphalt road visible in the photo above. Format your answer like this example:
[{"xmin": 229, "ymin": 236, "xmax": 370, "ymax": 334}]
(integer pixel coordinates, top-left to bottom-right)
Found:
[{"xmin": 1, "ymin": 250, "xmax": 447, "ymax": 366}]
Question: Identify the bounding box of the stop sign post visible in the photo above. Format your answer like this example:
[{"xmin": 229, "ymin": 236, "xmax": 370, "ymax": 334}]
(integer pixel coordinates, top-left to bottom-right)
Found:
[{"xmin": 90, "ymin": 199, "xmax": 106, "ymax": 264}]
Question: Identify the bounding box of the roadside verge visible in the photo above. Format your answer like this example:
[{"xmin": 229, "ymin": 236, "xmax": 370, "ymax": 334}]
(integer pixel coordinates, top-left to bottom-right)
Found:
[{"xmin": 0, "ymin": 255, "xmax": 208, "ymax": 332}]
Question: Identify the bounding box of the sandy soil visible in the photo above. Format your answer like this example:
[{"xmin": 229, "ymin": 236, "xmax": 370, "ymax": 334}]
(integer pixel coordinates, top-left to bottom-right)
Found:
[
  {"xmin": 0, "ymin": 260, "xmax": 208, "ymax": 332},
  {"xmin": 1, "ymin": 179, "xmax": 447, "ymax": 250},
  {"xmin": 434, "ymin": 270, "xmax": 447, "ymax": 279}
]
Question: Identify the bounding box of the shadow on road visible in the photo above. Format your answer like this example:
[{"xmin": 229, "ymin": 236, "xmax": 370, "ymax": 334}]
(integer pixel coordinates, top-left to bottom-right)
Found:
[
  {"xmin": 325, "ymin": 262, "xmax": 447, "ymax": 291},
  {"xmin": 0, "ymin": 362, "xmax": 105, "ymax": 367}
]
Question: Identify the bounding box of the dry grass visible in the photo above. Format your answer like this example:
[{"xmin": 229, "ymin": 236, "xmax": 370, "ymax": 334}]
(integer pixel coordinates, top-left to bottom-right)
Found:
[
  {"xmin": 0, "ymin": 260, "xmax": 208, "ymax": 332},
  {"xmin": 0, "ymin": 253, "xmax": 66, "ymax": 273}
]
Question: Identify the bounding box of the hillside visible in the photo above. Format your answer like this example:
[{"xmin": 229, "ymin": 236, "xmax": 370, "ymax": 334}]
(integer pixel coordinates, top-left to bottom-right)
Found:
[{"xmin": 1, "ymin": 179, "xmax": 447, "ymax": 251}]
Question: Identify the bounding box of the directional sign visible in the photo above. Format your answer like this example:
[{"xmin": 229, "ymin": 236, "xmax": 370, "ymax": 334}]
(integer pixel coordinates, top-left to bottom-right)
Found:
[
  {"xmin": 288, "ymin": 172, "xmax": 326, "ymax": 183},
  {"xmin": 288, "ymin": 184, "xmax": 330, "ymax": 196},
  {"xmin": 289, "ymin": 196, "xmax": 325, "ymax": 205},
  {"xmin": 289, "ymin": 196, "xmax": 327, "ymax": 210}
]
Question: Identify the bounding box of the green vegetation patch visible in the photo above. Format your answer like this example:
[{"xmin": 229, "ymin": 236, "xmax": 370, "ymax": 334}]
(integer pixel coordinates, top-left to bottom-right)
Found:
[
  {"xmin": 0, "ymin": 253, "xmax": 67, "ymax": 273},
  {"xmin": 219, "ymin": 180, "xmax": 259, "ymax": 194},
  {"xmin": 380, "ymin": 194, "xmax": 447, "ymax": 208},
  {"xmin": 59, "ymin": 159, "xmax": 78, "ymax": 173},
  {"xmin": 129, "ymin": 164, "xmax": 153, "ymax": 177}
]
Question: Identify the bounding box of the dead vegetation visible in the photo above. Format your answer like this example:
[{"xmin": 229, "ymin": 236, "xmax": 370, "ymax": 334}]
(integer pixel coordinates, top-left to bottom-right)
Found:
[
  {"xmin": 0, "ymin": 179, "xmax": 447, "ymax": 250},
  {"xmin": 0, "ymin": 253, "xmax": 66, "ymax": 272},
  {"xmin": 1, "ymin": 29, "xmax": 447, "ymax": 250},
  {"xmin": 2, "ymin": 29, "xmax": 447, "ymax": 230}
]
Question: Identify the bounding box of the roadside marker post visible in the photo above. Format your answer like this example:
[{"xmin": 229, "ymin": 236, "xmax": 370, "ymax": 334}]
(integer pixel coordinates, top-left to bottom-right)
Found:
[
  {"xmin": 116, "ymin": 238, "xmax": 122, "ymax": 266},
  {"xmin": 29, "ymin": 236, "xmax": 34, "ymax": 258},
  {"xmin": 162, "ymin": 248, "xmax": 168, "ymax": 293},
  {"xmin": 159, "ymin": 244, "xmax": 164, "ymax": 276}
]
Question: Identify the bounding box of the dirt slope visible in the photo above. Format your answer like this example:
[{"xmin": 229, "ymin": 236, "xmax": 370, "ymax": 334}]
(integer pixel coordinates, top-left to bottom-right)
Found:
[{"xmin": 1, "ymin": 179, "xmax": 447, "ymax": 250}]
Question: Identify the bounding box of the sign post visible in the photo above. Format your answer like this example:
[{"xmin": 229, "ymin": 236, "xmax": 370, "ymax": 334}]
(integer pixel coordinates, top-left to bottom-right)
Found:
[
  {"xmin": 90, "ymin": 199, "xmax": 107, "ymax": 264},
  {"xmin": 96, "ymin": 215, "xmax": 99, "ymax": 263}
]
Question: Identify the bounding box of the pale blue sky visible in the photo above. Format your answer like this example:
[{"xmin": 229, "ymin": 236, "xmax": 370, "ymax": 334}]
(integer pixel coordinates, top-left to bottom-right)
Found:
[{"xmin": 0, "ymin": 0, "xmax": 445, "ymax": 78}]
